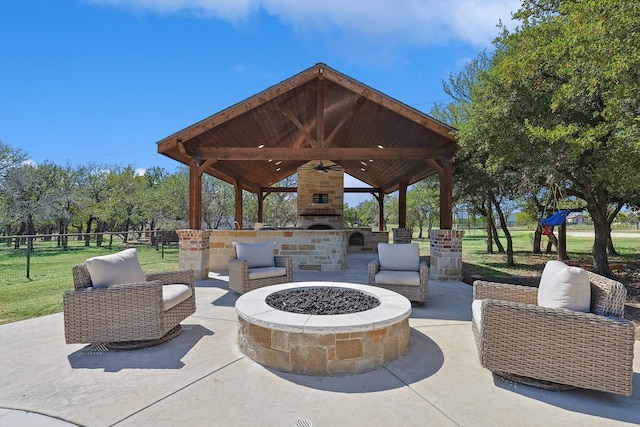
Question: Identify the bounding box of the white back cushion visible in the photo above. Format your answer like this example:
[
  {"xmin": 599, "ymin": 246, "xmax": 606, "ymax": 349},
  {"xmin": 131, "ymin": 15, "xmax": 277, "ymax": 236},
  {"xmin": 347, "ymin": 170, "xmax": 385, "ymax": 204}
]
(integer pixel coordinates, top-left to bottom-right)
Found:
[
  {"xmin": 235, "ymin": 242, "xmax": 275, "ymax": 268},
  {"xmin": 378, "ymin": 243, "xmax": 420, "ymax": 271},
  {"xmin": 538, "ymin": 260, "xmax": 591, "ymax": 312},
  {"xmin": 85, "ymin": 248, "xmax": 146, "ymax": 288}
]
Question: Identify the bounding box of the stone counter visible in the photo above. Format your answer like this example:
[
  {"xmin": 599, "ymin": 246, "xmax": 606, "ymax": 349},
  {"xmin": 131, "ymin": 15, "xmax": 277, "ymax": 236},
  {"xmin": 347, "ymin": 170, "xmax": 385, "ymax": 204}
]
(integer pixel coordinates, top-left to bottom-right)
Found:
[{"xmin": 209, "ymin": 230, "xmax": 349, "ymax": 271}]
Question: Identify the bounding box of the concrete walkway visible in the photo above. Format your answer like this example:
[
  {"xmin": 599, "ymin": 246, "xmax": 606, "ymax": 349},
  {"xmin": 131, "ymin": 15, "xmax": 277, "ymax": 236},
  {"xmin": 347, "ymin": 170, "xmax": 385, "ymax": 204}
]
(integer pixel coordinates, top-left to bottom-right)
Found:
[{"xmin": 1, "ymin": 253, "xmax": 638, "ymax": 427}]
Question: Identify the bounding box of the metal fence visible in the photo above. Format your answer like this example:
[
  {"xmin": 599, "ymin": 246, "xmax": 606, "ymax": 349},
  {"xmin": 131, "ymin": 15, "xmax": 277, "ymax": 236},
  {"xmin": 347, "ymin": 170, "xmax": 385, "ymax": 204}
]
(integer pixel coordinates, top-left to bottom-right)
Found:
[{"xmin": 0, "ymin": 231, "xmax": 180, "ymax": 285}]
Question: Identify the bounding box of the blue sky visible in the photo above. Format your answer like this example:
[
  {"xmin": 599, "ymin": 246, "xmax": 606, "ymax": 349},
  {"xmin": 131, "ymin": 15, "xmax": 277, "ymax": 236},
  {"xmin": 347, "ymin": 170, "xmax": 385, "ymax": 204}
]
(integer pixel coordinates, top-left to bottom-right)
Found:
[{"xmin": 1, "ymin": 0, "xmax": 520, "ymax": 203}]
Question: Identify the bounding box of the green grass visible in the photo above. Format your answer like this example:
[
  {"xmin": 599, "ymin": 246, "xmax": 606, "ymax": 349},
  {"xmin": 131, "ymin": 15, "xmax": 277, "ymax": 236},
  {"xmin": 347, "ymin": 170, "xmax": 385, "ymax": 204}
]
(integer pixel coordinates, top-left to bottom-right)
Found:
[
  {"xmin": 0, "ymin": 240, "xmax": 178, "ymax": 325},
  {"xmin": 415, "ymin": 229, "xmax": 640, "ymax": 282}
]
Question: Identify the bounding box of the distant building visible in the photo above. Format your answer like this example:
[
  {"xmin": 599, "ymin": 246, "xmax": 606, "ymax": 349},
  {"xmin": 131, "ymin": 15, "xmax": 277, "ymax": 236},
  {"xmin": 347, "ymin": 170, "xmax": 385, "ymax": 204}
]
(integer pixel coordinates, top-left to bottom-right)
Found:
[{"xmin": 566, "ymin": 213, "xmax": 588, "ymax": 225}]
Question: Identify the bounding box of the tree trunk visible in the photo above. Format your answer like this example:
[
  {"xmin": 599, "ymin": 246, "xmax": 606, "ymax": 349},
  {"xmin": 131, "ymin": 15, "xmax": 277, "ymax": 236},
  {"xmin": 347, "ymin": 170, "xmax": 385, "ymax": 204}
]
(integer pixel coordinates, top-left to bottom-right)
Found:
[
  {"xmin": 533, "ymin": 224, "xmax": 542, "ymax": 254},
  {"xmin": 85, "ymin": 216, "xmax": 95, "ymax": 247},
  {"xmin": 123, "ymin": 218, "xmax": 130, "ymax": 243},
  {"xmin": 96, "ymin": 221, "xmax": 105, "ymax": 247},
  {"xmin": 492, "ymin": 195, "xmax": 514, "ymax": 266},
  {"xmin": 557, "ymin": 222, "xmax": 568, "ymax": 260},
  {"xmin": 607, "ymin": 237, "xmax": 618, "ymax": 256},
  {"xmin": 491, "ymin": 220, "xmax": 505, "ymax": 253},
  {"xmin": 486, "ymin": 199, "xmax": 493, "ymax": 254},
  {"xmin": 606, "ymin": 202, "xmax": 623, "ymax": 256},
  {"xmin": 589, "ymin": 204, "xmax": 612, "ymax": 276}
]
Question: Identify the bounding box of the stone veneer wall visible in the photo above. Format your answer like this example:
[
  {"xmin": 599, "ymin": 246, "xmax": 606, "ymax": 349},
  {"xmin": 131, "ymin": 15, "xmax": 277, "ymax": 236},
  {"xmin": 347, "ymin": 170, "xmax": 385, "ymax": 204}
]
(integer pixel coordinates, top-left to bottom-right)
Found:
[
  {"xmin": 346, "ymin": 228, "xmax": 389, "ymax": 253},
  {"xmin": 237, "ymin": 316, "xmax": 410, "ymax": 376},
  {"xmin": 177, "ymin": 229, "xmax": 211, "ymax": 280},
  {"xmin": 429, "ymin": 229, "xmax": 464, "ymax": 281},
  {"xmin": 209, "ymin": 230, "xmax": 348, "ymax": 271},
  {"xmin": 297, "ymin": 162, "xmax": 344, "ymax": 229}
]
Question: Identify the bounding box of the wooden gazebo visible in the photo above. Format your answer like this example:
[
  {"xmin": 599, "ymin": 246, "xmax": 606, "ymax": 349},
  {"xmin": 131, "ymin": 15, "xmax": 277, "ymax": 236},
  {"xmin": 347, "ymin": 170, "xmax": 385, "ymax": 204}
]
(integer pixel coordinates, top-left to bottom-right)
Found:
[{"xmin": 157, "ymin": 63, "xmax": 459, "ymax": 229}]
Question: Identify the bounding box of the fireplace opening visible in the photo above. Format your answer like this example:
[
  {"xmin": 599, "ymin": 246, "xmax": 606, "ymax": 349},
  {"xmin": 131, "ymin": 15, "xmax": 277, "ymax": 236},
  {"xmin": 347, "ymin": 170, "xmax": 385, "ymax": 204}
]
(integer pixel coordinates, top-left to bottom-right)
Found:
[
  {"xmin": 348, "ymin": 232, "xmax": 365, "ymax": 246},
  {"xmin": 307, "ymin": 224, "xmax": 334, "ymax": 230}
]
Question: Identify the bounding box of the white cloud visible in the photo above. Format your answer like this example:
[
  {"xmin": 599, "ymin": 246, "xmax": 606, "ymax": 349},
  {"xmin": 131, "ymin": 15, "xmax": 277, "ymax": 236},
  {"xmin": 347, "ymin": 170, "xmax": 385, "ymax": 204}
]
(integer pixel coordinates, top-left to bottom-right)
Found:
[
  {"xmin": 86, "ymin": 0, "xmax": 259, "ymax": 21},
  {"xmin": 22, "ymin": 159, "xmax": 37, "ymax": 167},
  {"xmin": 86, "ymin": 0, "xmax": 520, "ymax": 48},
  {"xmin": 135, "ymin": 168, "xmax": 146, "ymax": 176}
]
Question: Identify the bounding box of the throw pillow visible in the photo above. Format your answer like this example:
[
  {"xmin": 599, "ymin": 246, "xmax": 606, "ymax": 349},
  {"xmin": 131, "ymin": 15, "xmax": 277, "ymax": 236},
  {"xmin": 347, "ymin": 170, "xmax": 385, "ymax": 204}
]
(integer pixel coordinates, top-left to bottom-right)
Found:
[
  {"xmin": 537, "ymin": 260, "xmax": 591, "ymax": 312},
  {"xmin": 85, "ymin": 248, "xmax": 146, "ymax": 288},
  {"xmin": 378, "ymin": 243, "xmax": 420, "ymax": 271},
  {"xmin": 235, "ymin": 242, "xmax": 276, "ymax": 268}
]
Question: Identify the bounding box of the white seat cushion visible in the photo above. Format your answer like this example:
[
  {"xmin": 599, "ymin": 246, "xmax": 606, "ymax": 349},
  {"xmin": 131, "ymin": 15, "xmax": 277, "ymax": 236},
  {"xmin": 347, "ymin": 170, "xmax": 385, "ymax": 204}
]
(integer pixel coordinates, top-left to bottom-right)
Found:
[
  {"xmin": 471, "ymin": 299, "xmax": 484, "ymax": 331},
  {"xmin": 375, "ymin": 270, "xmax": 420, "ymax": 287},
  {"xmin": 85, "ymin": 248, "xmax": 146, "ymax": 288},
  {"xmin": 538, "ymin": 260, "xmax": 591, "ymax": 312},
  {"xmin": 235, "ymin": 242, "xmax": 276, "ymax": 268},
  {"xmin": 247, "ymin": 266, "xmax": 287, "ymax": 280},
  {"xmin": 377, "ymin": 243, "xmax": 420, "ymax": 271},
  {"xmin": 163, "ymin": 284, "xmax": 193, "ymax": 311}
]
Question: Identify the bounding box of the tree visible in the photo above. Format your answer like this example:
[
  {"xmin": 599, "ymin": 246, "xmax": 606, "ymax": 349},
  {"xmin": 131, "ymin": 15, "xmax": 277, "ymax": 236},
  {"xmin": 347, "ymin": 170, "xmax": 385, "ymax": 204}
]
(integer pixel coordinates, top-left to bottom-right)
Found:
[
  {"xmin": 263, "ymin": 176, "xmax": 297, "ymax": 228},
  {"xmin": 435, "ymin": 53, "xmax": 518, "ymax": 264},
  {"xmin": 407, "ymin": 177, "xmax": 440, "ymax": 238},
  {"xmin": 491, "ymin": 0, "xmax": 640, "ymax": 274},
  {"xmin": 202, "ymin": 175, "xmax": 234, "ymax": 229}
]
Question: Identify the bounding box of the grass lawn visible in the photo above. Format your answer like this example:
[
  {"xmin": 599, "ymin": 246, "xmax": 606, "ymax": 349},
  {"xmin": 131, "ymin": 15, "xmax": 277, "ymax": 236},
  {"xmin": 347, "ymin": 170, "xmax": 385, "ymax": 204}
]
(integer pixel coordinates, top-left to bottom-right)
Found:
[{"xmin": 0, "ymin": 240, "xmax": 178, "ymax": 325}]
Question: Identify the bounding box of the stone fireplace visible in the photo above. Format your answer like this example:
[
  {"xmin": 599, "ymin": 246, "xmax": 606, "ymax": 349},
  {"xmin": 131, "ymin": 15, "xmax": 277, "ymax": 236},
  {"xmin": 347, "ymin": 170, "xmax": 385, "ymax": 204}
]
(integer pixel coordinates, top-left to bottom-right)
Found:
[{"xmin": 297, "ymin": 161, "xmax": 344, "ymax": 229}]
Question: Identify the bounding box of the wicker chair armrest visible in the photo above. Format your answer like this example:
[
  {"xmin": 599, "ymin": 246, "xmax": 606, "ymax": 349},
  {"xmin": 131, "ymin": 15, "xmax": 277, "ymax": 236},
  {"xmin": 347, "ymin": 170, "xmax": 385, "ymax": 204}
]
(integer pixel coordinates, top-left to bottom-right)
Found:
[
  {"xmin": 229, "ymin": 258, "xmax": 249, "ymax": 272},
  {"xmin": 419, "ymin": 260, "xmax": 429, "ymax": 286},
  {"xmin": 145, "ymin": 269, "xmax": 195, "ymax": 288},
  {"xmin": 473, "ymin": 280, "xmax": 538, "ymax": 305},
  {"xmin": 64, "ymin": 280, "xmax": 163, "ymax": 314},
  {"xmin": 368, "ymin": 259, "xmax": 380, "ymax": 285},
  {"xmin": 479, "ymin": 299, "xmax": 636, "ymax": 351},
  {"xmin": 274, "ymin": 256, "xmax": 292, "ymax": 271}
]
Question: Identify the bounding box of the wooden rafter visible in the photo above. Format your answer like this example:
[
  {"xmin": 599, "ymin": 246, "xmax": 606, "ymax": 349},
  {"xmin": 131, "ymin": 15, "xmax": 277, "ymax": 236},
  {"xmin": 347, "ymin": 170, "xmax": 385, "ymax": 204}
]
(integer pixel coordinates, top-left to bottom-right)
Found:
[{"xmin": 193, "ymin": 147, "xmax": 452, "ymax": 161}]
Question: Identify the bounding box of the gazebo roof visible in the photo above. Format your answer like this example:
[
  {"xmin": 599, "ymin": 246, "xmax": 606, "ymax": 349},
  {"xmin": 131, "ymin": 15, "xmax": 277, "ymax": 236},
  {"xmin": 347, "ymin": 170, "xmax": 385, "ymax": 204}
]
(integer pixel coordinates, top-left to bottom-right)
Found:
[{"xmin": 157, "ymin": 63, "xmax": 458, "ymax": 194}]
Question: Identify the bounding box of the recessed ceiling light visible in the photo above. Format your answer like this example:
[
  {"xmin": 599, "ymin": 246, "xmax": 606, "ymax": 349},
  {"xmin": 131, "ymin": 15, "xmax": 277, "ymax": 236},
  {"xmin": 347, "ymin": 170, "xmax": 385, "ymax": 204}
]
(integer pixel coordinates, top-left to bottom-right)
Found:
[
  {"xmin": 377, "ymin": 144, "xmax": 384, "ymax": 149},
  {"xmin": 276, "ymin": 167, "xmax": 281, "ymax": 171},
  {"xmin": 360, "ymin": 167, "xmax": 366, "ymax": 172},
  {"xmin": 258, "ymin": 144, "xmax": 265, "ymax": 149},
  {"xmin": 360, "ymin": 161, "xmax": 367, "ymax": 166},
  {"xmin": 268, "ymin": 159, "xmax": 273, "ymax": 162},
  {"xmin": 275, "ymin": 160, "xmax": 282, "ymax": 165},
  {"xmin": 369, "ymin": 159, "xmax": 374, "ymax": 162}
]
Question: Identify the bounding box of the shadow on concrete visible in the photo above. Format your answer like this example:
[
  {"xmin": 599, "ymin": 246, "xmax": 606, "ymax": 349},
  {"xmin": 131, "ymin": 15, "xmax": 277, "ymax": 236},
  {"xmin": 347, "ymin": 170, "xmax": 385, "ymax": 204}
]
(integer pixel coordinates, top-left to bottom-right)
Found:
[
  {"xmin": 211, "ymin": 290, "xmax": 239, "ymax": 308},
  {"xmin": 67, "ymin": 324, "xmax": 214, "ymax": 372},
  {"xmin": 492, "ymin": 372, "xmax": 640, "ymax": 424},
  {"xmin": 265, "ymin": 328, "xmax": 443, "ymax": 393}
]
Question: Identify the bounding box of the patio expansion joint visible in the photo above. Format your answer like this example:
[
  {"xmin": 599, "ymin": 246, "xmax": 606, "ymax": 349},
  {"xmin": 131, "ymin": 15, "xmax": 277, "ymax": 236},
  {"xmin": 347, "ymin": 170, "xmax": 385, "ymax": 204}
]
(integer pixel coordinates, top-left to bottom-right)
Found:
[
  {"xmin": 106, "ymin": 355, "xmax": 246, "ymax": 427},
  {"xmin": 383, "ymin": 366, "xmax": 462, "ymax": 427},
  {"xmin": 190, "ymin": 313, "xmax": 238, "ymax": 324}
]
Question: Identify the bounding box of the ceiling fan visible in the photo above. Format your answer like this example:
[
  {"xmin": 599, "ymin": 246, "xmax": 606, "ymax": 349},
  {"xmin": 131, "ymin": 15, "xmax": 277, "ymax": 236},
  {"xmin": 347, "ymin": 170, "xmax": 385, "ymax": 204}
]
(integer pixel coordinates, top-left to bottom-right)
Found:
[{"xmin": 307, "ymin": 161, "xmax": 343, "ymax": 173}]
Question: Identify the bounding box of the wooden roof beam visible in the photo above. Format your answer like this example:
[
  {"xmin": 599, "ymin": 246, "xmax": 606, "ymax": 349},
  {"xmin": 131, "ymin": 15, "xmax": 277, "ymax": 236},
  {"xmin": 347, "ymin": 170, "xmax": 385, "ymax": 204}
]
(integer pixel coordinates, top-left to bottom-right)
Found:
[{"xmin": 194, "ymin": 147, "xmax": 454, "ymax": 160}]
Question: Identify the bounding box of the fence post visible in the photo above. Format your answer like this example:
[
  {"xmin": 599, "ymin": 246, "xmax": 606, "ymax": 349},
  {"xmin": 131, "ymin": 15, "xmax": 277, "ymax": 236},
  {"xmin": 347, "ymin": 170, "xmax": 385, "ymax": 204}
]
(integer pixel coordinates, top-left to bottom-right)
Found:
[
  {"xmin": 26, "ymin": 236, "xmax": 33, "ymax": 279},
  {"xmin": 161, "ymin": 230, "xmax": 165, "ymax": 259}
]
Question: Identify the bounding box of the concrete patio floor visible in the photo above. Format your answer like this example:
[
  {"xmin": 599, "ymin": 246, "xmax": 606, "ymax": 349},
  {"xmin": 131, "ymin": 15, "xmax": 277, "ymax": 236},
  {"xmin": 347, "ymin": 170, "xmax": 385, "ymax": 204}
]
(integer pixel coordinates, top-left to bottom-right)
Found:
[{"xmin": 1, "ymin": 253, "xmax": 638, "ymax": 427}]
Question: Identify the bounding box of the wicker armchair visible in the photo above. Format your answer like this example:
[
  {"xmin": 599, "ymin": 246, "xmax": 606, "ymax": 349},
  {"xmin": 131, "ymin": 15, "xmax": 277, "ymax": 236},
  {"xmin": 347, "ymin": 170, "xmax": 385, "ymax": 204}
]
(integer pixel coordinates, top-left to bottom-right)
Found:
[
  {"xmin": 228, "ymin": 242, "xmax": 293, "ymax": 294},
  {"xmin": 63, "ymin": 249, "xmax": 196, "ymax": 346},
  {"xmin": 472, "ymin": 270, "xmax": 635, "ymax": 396},
  {"xmin": 368, "ymin": 243, "xmax": 428, "ymax": 305}
]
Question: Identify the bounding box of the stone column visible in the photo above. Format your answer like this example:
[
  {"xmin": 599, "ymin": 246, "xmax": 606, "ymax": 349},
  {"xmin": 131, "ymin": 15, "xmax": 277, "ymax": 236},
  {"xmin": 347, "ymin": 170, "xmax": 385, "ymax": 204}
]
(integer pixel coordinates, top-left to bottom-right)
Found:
[
  {"xmin": 429, "ymin": 229, "xmax": 464, "ymax": 281},
  {"xmin": 177, "ymin": 229, "xmax": 211, "ymax": 280}
]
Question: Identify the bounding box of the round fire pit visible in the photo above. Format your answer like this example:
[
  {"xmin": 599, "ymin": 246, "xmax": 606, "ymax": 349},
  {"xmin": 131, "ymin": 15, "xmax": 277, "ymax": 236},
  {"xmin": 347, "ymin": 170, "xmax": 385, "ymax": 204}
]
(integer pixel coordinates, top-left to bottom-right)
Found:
[{"xmin": 235, "ymin": 281, "xmax": 411, "ymax": 376}]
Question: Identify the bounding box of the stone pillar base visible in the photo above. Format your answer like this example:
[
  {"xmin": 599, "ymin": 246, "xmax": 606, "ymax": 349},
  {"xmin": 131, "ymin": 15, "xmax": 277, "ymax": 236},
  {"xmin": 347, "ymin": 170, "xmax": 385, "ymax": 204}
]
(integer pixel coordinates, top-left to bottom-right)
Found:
[
  {"xmin": 177, "ymin": 229, "xmax": 211, "ymax": 280},
  {"xmin": 429, "ymin": 229, "xmax": 464, "ymax": 281}
]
